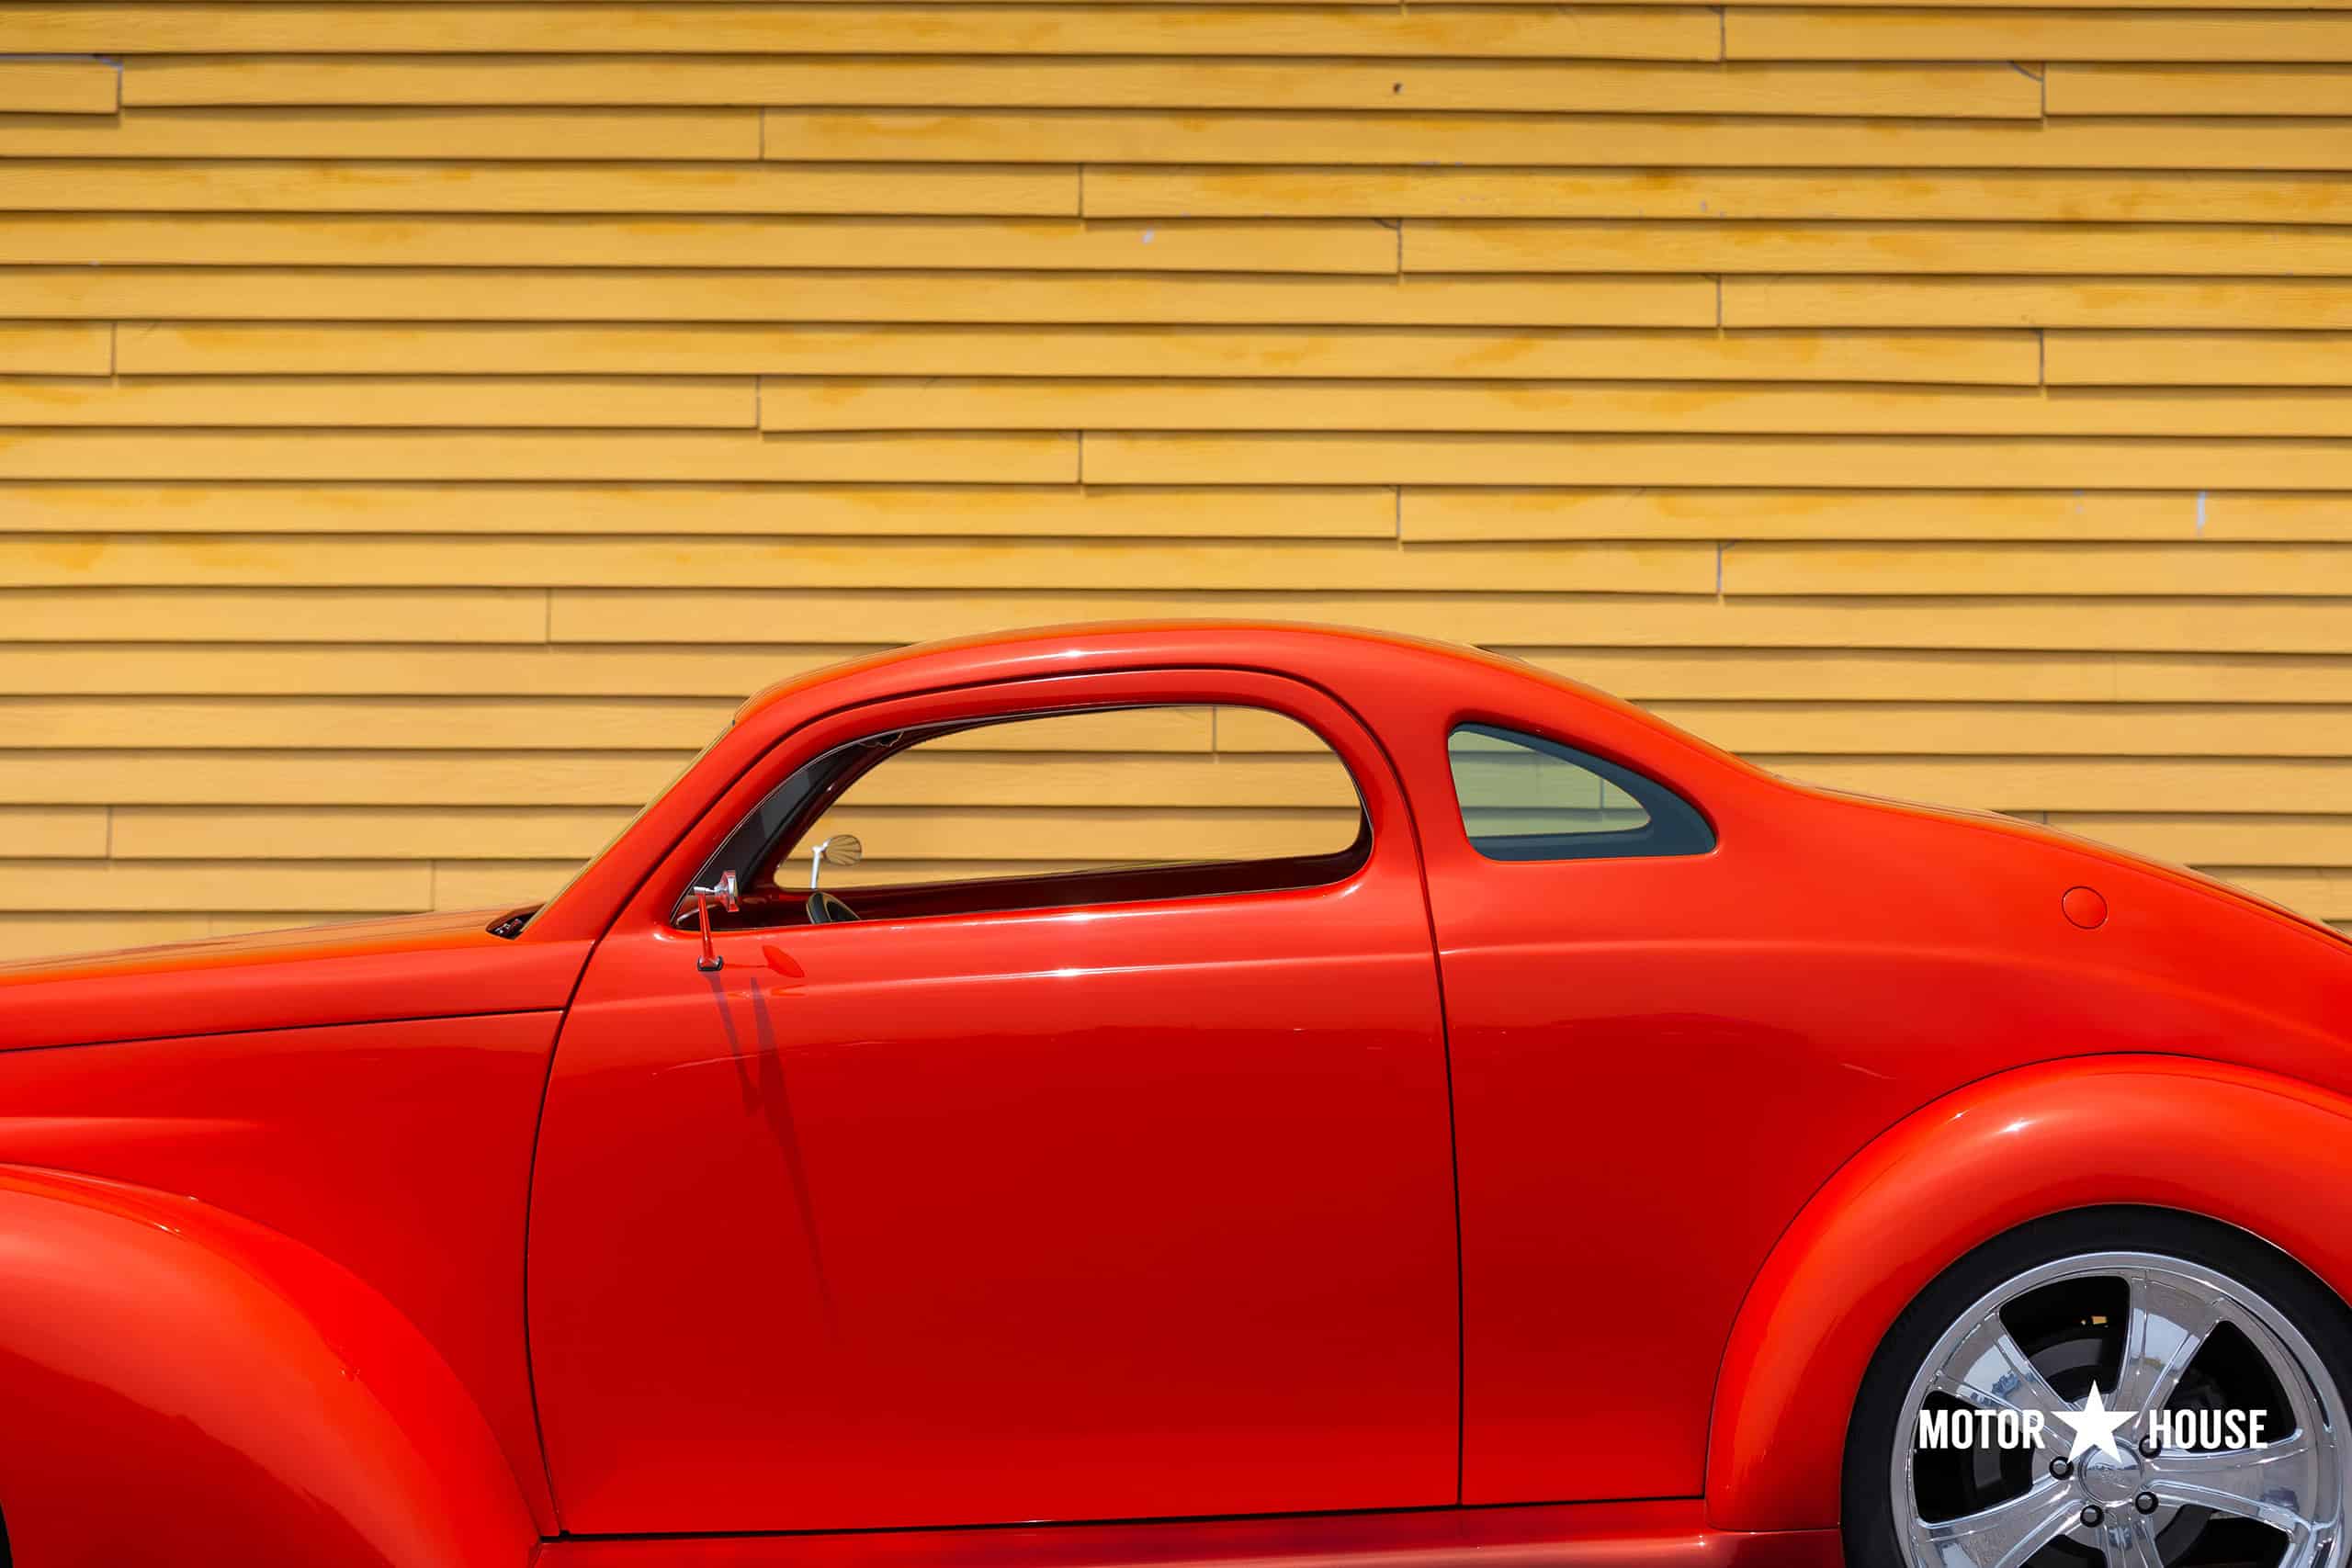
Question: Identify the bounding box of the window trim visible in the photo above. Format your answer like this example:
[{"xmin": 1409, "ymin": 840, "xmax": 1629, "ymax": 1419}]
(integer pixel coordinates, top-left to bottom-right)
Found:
[
  {"xmin": 1447, "ymin": 721, "xmax": 1716, "ymax": 863},
  {"xmin": 677, "ymin": 701, "xmax": 1376, "ymax": 932}
]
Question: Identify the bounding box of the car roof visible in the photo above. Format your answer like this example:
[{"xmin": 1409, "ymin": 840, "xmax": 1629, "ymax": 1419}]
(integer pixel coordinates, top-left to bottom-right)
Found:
[{"xmin": 731, "ymin": 618, "xmax": 1521, "ymax": 727}]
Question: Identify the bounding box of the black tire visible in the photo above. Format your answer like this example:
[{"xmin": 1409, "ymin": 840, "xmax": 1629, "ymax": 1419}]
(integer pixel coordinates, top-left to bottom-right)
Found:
[{"xmin": 1842, "ymin": 1204, "xmax": 2352, "ymax": 1568}]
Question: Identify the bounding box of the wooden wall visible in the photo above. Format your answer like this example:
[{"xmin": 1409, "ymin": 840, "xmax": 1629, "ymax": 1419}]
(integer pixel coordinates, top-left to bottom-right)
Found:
[{"xmin": 1, "ymin": 7, "xmax": 2348, "ymax": 958}]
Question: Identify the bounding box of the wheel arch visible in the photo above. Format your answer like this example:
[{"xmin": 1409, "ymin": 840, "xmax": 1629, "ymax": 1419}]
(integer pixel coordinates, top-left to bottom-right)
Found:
[
  {"xmin": 1703, "ymin": 1054, "xmax": 2352, "ymax": 1533},
  {"xmin": 0, "ymin": 1163, "xmax": 535, "ymax": 1567}
]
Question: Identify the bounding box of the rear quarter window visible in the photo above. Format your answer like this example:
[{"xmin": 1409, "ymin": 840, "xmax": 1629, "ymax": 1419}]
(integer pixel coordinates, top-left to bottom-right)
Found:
[{"xmin": 1447, "ymin": 724, "xmax": 1714, "ymax": 862}]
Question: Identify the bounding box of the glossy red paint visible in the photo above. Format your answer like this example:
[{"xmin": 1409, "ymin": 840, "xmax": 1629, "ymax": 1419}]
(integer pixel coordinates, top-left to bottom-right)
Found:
[
  {"xmin": 1398, "ymin": 737, "xmax": 2352, "ymax": 1506},
  {"xmin": 1707, "ymin": 1055, "xmax": 2352, "ymax": 1533},
  {"xmin": 2062, "ymin": 884, "xmax": 2110, "ymax": 929},
  {"xmin": 0, "ymin": 907, "xmax": 590, "ymax": 1052},
  {"xmin": 538, "ymin": 1499, "xmax": 1838, "ymax": 1568},
  {"xmin": 0, "ymin": 1166, "xmax": 537, "ymax": 1567},
  {"xmin": 528, "ymin": 669, "xmax": 1460, "ymax": 1531},
  {"xmin": 0, "ymin": 1013, "xmax": 566, "ymax": 1536},
  {"xmin": 0, "ymin": 620, "xmax": 2347, "ymax": 1566}
]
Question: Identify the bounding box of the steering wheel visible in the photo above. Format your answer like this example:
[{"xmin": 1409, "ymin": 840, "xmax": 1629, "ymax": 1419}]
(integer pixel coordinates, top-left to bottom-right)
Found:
[{"xmin": 805, "ymin": 890, "xmax": 860, "ymax": 925}]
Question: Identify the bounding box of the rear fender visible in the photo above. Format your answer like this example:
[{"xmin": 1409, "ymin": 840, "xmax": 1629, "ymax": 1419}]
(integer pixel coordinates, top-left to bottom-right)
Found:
[
  {"xmin": 0, "ymin": 1165, "xmax": 535, "ymax": 1567},
  {"xmin": 1705, "ymin": 1055, "xmax": 2352, "ymax": 1531}
]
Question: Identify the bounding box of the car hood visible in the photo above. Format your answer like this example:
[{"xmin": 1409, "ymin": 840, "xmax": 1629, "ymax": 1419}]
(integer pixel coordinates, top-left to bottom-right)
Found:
[{"xmin": 0, "ymin": 909, "xmax": 594, "ymax": 1055}]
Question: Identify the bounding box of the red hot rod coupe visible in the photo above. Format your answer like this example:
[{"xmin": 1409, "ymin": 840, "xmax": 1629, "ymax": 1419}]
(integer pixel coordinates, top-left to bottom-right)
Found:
[{"xmin": 3, "ymin": 621, "xmax": 2351, "ymax": 1568}]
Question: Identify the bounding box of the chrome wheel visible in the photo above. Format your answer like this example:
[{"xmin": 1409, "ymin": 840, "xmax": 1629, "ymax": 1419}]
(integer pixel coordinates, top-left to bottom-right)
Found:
[{"xmin": 1893, "ymin": 1251, "xmax": 2346, "ymax": 1568}]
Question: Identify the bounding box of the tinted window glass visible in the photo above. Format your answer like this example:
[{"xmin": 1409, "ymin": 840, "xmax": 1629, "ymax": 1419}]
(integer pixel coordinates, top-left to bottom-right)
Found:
[{"xmin": 1447, "ymin": 724, "xmax": 1713, "ymax": 862}]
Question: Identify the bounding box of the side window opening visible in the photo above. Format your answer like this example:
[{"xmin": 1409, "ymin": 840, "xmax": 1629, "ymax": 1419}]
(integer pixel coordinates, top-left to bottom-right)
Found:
[
  {"xmin": 1447, "ymin": 723, "xmax": 1714, "ymax": 863},
  {"xmin": 683, "ymin": 705, "xmax": 1371, "ymax": 930}
]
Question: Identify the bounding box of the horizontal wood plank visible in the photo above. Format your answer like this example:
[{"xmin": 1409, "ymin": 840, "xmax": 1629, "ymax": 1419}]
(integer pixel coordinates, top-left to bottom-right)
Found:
[
  {"xmin": 2045, "ymin": 332, "xmax": 2352, "ymax": 387},
  {"xmin": 111, "ymin": 803, "xmax": 1363, "ymax": 863},
  {"xmin": 1723, "ymin": 543, "xmax": 2352, "ymax": 597},
  {"xmin": 3, "ymin": 215, "xmax": 1381, "ymax": 273},
  {"xmin": 758, "ymin": 378, "xmax": 2352, "ymax": 437},
  {"xmin": 112, "ymin": 805, "xmax": 633, "ymax": 860},
  {"xmin": 0, "ymin": 161, "xmax": 1080, "ymax": 217},
  {"xmin": 1591, "ymin": 651, "xmax": 2352, "ymax": 704},
  {"xmin": 0, "ymin": 749, "xmax": 679, "ymax": 806},
  {"xmin": 16, "ymin": 485, "xmax": 2346, "ymax": 547},
  {"xmin": 16, "ymin": 641, "xmax": 2352, "ymax": 705},
  {"xmin": 1, "ymin": 698, "xmax": 735, "ymax": 750},
  {"xmin": 1408, "ymin": 220, "xmax": 2352, "ymax": 276},
  {"xmin": 545, "ymin": 588, "xmax": 2352, "ymax": 654},
  {"xmin": 430, "ymin": 861, "xmax": 580, "ymax": 909},
  {"xmin": 1403, "ymin": 490, "xmax": 2352, "ymax": 542},
  {"xmin": 0, "ymin": 6, "xmax": 1724, "ymax": 60},
  {"xmin": 796, "ymin": 804, "xmax": 1360, "ymax": 860},
  {"xmin": 0, "ymin": 644, "xmax": 858, "ymax": 697},
  {"xmin": 0, "ymin": 482, "xmax": 1395, "ymax": 537},
  {"xmin": 0, "ymin": 59, "xmax": 119, "ymax": 115},
  {"xmin": 0, "ymin": 807, "xmax": 109, "ymax": 858},
  {"xmin": 0, "ymin": 430, "xmax": 1079, "ymax": 482},
  {"xmin": 0, "ymin": 857, "xmax": 430, "ymax": 912},
  {"xmin": 0, "ymin": 268, "xmax": 1717, "ymax": 326},
  {"xmin": 2101, "ymin": 653, "xmax": 2352, "ymax": 704},
  {"xmin": 1661, "ymin": 701, "xmax": 2352, "ymax": 756},
  {"xmin": 0, "ymin": 107, "xmax": 758, "ymax": 160},
  {"xmin": 0, "ymin": 913, "xmax": 217, "ymax": 960},
  {"xmin": 0, "ymin": 322, "xmax": 112, "ymax": 377},
  {"xmin": 29, "ymin": 702, "xmax": 1209, "ymax": 754},
  {"xmin": 0, "ymin": 749, "xmax": 1356, "ymax": 808},
  {"xmin": 1080, "ymin": 433, "xmax": 2352, "ymax": 490},
  {"xmin": 0, "ymin": 535, "xmax": 1719, "ymax": 594},
  {"xmin": 2046, "ymin": 64, "xmax": 2352, "ymax": 116},
  {"xmin": 114, "ymin": 323, "xmax": 2037, "ymax": 385},
  {"xmin": 2207, "ymin": 871, "xmax": 2352, "ymax": 921},
  {"xmin": 1764, "ymin": 756, "xmax": 2352, "ymax": 815},
  {"xmin": 1726, "ymin": 9, "xmax": 2352, "ymax": 62},
  {"xmin": 1084, "ymin": 167, "xmax": 2352, "ymax": 224},
  {"xmin": 125, "ymin": 56, "xmax": 2044, "ymax": 118},
  {"xmin": 2048, "ymin": 814, "xmax": 2352, "ymax": 868},
  {"xmin": 0, "ymin": 589, "xmax": 549, "ymax": 644},
  {"xmin": 1725, "ymin": 277, "xmax": 2352, "ymax": 330},
  {"xmin": 14, "ymin": 700, "xmax": 1194, "ymax": 757},
  {"xmin": 73, "ymin": 0, "xmax": 2352, "ymax": 9},
  {"xmin": 0, "ymin": 376, "xmax": 753, "ymax": 427},
  {"xmin": 770, "ymin": 108, "xmax": 2352, "ymax": 171}
]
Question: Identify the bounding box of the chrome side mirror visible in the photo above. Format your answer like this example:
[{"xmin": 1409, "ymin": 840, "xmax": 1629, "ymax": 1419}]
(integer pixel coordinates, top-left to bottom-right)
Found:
[
  {"xmin": 808, "ymin": 833, "xmax": 863, "ymax": 892},
  {"xmin": 689, "ymin": 869, "xmax": 740, "ymax": 974}
]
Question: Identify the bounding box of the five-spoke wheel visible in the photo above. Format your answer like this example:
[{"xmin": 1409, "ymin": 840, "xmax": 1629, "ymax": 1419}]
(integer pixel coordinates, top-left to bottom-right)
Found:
[{"xmin": 1846, "ymin": 1209, "xmax": 2352, "ymax": 1568}]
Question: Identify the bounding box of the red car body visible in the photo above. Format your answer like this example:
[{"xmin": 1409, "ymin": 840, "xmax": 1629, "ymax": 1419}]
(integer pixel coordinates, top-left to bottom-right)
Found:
[{"xmin": 4, "ymin": 621, "xmax": 2351, "ymax": 1568}]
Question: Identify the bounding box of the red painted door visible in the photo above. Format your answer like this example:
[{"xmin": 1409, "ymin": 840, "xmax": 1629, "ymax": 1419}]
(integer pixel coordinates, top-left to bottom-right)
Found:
[{"xmin": 527, "ymin": 670, "xmax": 1460, "ymax": 1535}]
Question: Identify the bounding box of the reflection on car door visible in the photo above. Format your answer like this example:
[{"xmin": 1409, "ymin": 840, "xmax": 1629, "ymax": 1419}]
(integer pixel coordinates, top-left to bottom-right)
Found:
[{"xmin": 526, "ymin": 673, "xmax": 1460, "ymax": 1536}]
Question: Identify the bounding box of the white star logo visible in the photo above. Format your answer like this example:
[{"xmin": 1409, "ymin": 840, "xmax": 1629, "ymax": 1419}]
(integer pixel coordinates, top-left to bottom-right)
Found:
[{"xmin": 2050, "ymin": 1384, "xmax": 2134, "ymax": 1463}]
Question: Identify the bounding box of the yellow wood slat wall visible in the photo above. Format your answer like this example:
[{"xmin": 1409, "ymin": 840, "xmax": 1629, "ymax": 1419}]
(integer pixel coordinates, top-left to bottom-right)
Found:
[{"xmin": 3, "ymin": 5, "xmax": 2351, "ymax": 960}]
